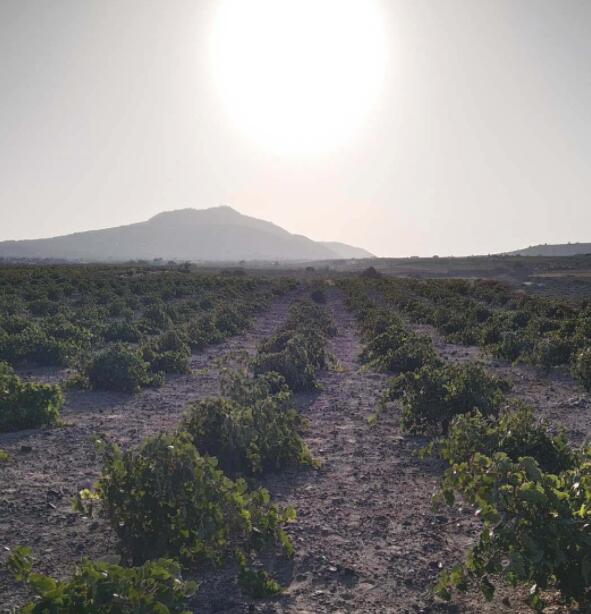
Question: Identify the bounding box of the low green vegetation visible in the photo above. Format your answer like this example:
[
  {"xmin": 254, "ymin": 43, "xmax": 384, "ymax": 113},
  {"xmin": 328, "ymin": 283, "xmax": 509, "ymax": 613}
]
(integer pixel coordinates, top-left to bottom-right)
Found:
[
  {"xmin": 0, "ymin": 264, "xmax": 310, "ymax": 609},
  {"xmin": 341, "ymin": 276, "xmax": 591, "ymax": 609},
  {"xmin": 184, "ymin": 372, "xmax": 314, "ymax": 476},
  {"xmin": 7, "ymin": 546, "xmax": 196, "ymax": 614},
  {"xmin": 386, "ymin": 362, "xmax": 507, "ymax": 435},
  {"xmin": 253, "ymin": 301, "xmax": 335, "ymax": 391},
  {"xmin": 86, "ymin": 344, "xmax": 162, "ymax": 393},
  {"xmin": 79, "ymin": 432, "xmax": 294, "ymax": 566},
  {"xmin": 368, "ymin": 276, "xmax": 591, "ymax": 385},
  {"xmin": 0, "ymin": 361, "xmax": 63, "ymax": 432},
  {"xmin": 0, "ymin": 264, "xmax": 294, "ymax": 394},
  {"xmin": 342, "ymin": 283, "xmax": 439, "ymax": 375},
  {"xmin": 65, "ymin": 294, "xmax": 332, "ymax": 605},
  {"xmin": 435, "ymin": 451, "xmax": 591, "ymax": 610},
  {"xmin": 425, "ymin": 404, "xmax": 575, "ymax": 474},
  {"xmin": 6, "ymin": 267, "xmax": 591, "ymax": 611},
  {"xmin": 572, "ymin": 346, "xmax": 591, "ymax": 391}
]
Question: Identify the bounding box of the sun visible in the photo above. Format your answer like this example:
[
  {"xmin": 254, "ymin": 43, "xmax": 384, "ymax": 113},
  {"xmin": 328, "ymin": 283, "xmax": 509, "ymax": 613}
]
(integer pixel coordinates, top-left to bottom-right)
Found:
[{"xmin": 209, "ymin": 0, "xmax": 388, "ymax": 155}]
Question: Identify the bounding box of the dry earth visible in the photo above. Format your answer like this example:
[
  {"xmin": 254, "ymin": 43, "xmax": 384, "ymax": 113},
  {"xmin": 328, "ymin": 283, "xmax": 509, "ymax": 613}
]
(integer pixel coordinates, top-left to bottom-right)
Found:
[
  {"xmin": 192, "ymin": 291, "xmax": 543, "ymax": 613},
  {"xmin": 0, "ymin": 292, "xmax": 296, "ymax": 610},
  {"xmin": 1, "ymin": 288, "xmax": 588, "ymax": 612}
]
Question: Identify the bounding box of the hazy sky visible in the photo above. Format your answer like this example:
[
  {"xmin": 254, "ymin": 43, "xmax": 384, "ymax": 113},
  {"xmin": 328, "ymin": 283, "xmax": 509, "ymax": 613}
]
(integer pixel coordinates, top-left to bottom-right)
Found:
[{"xmin": 1, "ymin": 0, "xmax": 590, "ymax": 256}]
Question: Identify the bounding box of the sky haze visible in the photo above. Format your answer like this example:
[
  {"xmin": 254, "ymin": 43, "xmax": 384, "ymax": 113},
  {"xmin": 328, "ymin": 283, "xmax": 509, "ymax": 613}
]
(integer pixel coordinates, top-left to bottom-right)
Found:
[{"xmin": 1, "ymin": 0, "xmax": 590, "ymax": 256}]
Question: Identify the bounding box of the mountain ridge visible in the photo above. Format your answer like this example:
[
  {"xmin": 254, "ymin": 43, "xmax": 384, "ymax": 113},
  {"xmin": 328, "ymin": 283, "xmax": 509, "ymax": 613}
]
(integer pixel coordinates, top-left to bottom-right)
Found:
[
  {"xmin": 0, "ymin": 206, "xmax": 374, "ymax": 262},
  {"xmin": 507, "ymin": 242, "xmax": 591, "ymax": 257}
]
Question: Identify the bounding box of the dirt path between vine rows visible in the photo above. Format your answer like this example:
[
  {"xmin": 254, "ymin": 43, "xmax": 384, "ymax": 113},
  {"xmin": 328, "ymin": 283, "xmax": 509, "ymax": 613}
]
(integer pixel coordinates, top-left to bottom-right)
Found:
[
  {"xmin": 3, "ymin": 288, "xmax": 574, "ymax": 613},
  {"xmin": 194, "ymin": 289, "xmax": 525, "ymax": 614},
  {"xmin": 0, "ymin": 292, "xmax": 298, "ymax": 610}
]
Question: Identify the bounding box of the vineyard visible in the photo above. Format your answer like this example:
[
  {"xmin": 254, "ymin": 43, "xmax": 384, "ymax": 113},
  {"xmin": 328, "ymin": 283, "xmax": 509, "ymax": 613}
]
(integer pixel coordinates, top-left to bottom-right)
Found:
[{"xmin": 1, "ymin": 264, "xmax": 591, "ymax": 612}]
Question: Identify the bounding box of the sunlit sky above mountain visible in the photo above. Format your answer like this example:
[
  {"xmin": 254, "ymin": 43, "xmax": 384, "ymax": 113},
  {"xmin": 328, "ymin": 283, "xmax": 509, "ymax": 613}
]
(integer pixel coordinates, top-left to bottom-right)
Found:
[{"xmin": 1, "ymin": 0, "xmax": 590, "ymax": 256}]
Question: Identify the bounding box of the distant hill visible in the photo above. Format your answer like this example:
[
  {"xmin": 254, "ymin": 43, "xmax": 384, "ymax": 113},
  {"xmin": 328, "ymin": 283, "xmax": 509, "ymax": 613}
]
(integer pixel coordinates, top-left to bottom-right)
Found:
[
  {"xmin": 508, "ymin": 243, "xmax": 591, "ymax": 257},
  {"xmin": 318, "ymin": 241, "xmax": 373, "ymax": 259},
  {"xmin": 0, "ymin": 206, "xmax": 374, "ymax": 262}
]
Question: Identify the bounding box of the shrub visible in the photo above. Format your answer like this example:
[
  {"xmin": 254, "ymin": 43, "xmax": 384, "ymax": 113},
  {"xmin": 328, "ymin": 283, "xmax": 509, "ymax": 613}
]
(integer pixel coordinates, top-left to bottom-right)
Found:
[
  {"xmin": 508, "ymin": 309, "xmax": 531, "ymax": 329},
  {"xmin": 479, "ymin": 319, "xmax": 503, "ymax": 346},
  {"xmin": 253, "ymin": 302, "xmax": 335, "ymax": 392},
  {"xmin": 0, "ymin": 361, "xmax": 63, "ymax": 432},
  {"xmin": 284, "ymin": 301, "xmax": 337, "ymax": 337},
  {"xmin": 86, "ymin": 345, "xmax": 158, "ymax": 393},
  {"xmin": 264, "ymin": 327, "xmax": 329, "ymax": 368},
  {"xmin": 214, "ymin": 305, "xmax": 248, "ymax": 336},
  {"xmin": 41, "ymin": 316, "xmax": 90, "ymax": 344},
  {"xmin": 489, "ymin": 330, "xmax": 533, "ymax": 362},
  {"xmin": 253, "ymin": 334, "xmax": 318, "ymax": 392},
  {"xmin": 531, "ymin": 333, "xmax": 574, "ymax": 370},
  {"xmin": 387, "ymin": 362, "xmax": 507, "ymax": 435},
  {"xmin": 436, "ymin": 452, "xmax": 591, "ymax": 609},
  {"xmin": 358, "ymin": 308, "xmax": 393, "ymax": 339},
  {"xmin": 7, "ymin": 546, "xmax": 196, "ymax": 614},
  {"xmin": 0, "ymin": 327, "xmax": 75, "ymax": 367},
  {"xmin": 427, "ymin": 404, "xmax": 575, "ymax": 474},
  {"xmin": 443, "ymin": 321, "xmax": 482, "ymax": 346},
  {"xmin": 143, "ymin": 346, "xmax": 191, "ymax": 375},
  {"xmin": 186, "ymin": 315, "xmax": 223, "ymax": 350},
  {"xmin": 572, "ymin": 346, "xmax": 591, "ymax": 391},
  {"xmin": 103, "ymin": 320, "xmax": 142, "ymax": 343},
  {"xmin": 361, "ymin": 327, "xmax": 440, "ymax": 373},
  {"xmin": 184, "ymin": 381, "xmax": 314, "ymax": 476},
  {"xmin": 156, "ymin": 330, "xmax": 190, "ymax": 354},
  {"xmin": 361, "ymin": 266, "xmax": 381, "ymax": 279},
  {"xmin": 88, "ymin": 432, "xmax": 294, "ymax": 565},
  {"xmin": 359, "ymin": 317, "xmax": 403, "ymax": 355},
  {"xmin": 141, "ymin": 303, "xmax": 172, "ymax": 332},
  {"xmin": 236, "ymin": 551, "xmax": 282, "ymax": 598},
  {"xmin": 220, "ymin": 369, "xmax": 290, "ymax": 405},
  {"xmin": 140, "ymin": 331, "xmax": 191, "ymax": 374}
]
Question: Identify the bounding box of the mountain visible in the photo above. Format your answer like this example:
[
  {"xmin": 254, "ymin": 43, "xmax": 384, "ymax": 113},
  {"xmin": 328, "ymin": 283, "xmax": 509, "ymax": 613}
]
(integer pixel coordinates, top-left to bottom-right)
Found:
[
  {"xmin": 318, "ymin": 241, "xmax": 373, "ymax": 259},
  {"xmin": 508, "ymin": 243, "xmax": 591, "ymax": 257},
  {"xmin": 0, "ymin": 206, "xmax": 374, "ymax": 262}
]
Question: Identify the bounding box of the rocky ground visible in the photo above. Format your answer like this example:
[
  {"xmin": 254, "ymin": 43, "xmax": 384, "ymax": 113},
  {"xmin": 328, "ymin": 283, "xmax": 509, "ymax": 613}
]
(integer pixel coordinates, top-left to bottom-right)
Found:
[
  {"xmin": 1, "ymin": 288, "xmax": 588, "ymax": 612},
  {"xmin": 193, "ymin": 290, "xmax": 565, "ymax": 613},
  {"xmin": 0, "ymin": 293, "xmax": 296, "ymax": 610}
]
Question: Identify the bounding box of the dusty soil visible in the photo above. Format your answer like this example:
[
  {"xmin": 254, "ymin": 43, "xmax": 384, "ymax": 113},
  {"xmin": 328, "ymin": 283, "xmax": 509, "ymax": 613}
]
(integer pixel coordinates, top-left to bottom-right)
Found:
[
  {"xmin": 1, "ymin": 288, "xmax": 587, "ymax": 612},
  {"xmin": 241, "ymin": 291, "xmax": 478, "ymax": 614},
  {"xmin": 191, "ymin": 291, "xmax": 531, "ymax": 614},
  {"xmin": 0, "ymin": 293, "xmax": 297, "ymax": 610}
]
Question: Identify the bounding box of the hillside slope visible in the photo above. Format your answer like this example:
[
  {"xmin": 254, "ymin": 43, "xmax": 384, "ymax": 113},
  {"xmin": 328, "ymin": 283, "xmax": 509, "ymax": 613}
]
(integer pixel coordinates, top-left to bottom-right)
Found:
[
  {"xmin": 0, "ymin": 206, "xmax": 373, "ymax": 262},
  {"xmin": 509, "ymin": 242, "xmax": 591, "ymax": 256},
  {"xmin": 318, "ymin": 241, "xmax": 373, "ymax": 259}
]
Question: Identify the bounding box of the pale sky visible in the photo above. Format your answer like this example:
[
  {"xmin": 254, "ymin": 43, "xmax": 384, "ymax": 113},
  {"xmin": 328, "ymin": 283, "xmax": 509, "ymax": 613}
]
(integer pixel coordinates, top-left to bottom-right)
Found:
[{"xmin": 1, "ymin": 0, "xmax": 590, "ymax": 256}]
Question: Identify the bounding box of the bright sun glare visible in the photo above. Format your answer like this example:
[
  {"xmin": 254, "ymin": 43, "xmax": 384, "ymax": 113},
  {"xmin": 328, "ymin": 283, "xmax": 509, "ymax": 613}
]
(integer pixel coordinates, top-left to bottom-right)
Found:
[{"xmin": 209, "ymin": 0, "xmax": 388, "ymax": 155}]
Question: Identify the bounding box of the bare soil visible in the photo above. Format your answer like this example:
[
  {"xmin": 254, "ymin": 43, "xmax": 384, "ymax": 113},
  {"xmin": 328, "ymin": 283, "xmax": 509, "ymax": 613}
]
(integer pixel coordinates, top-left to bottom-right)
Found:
[
  {"xmin": 1, "ymin": 289, "xmax": 588, "ymax": 612},
  {"xmin": 192, "ymin": 291, "xmax": 532, "ymax": 613},
  {"xmin": 0, "ymin": 293, "xmax": 296, "ymax": 610}
]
